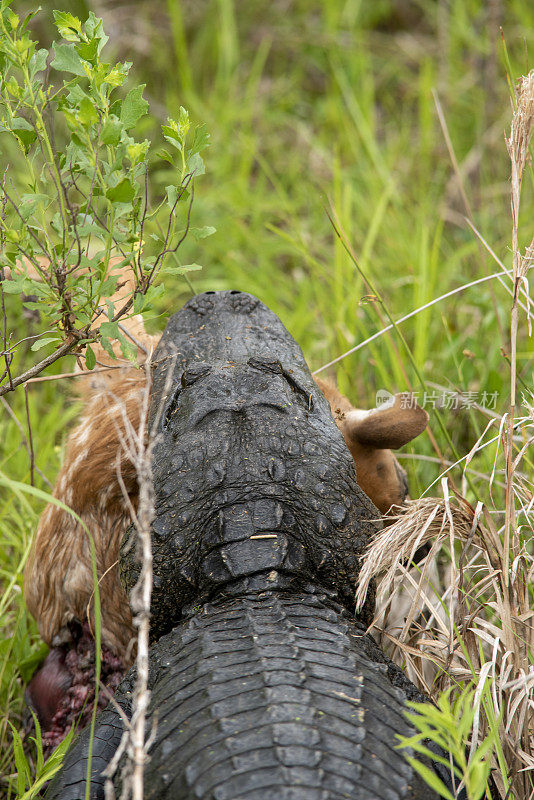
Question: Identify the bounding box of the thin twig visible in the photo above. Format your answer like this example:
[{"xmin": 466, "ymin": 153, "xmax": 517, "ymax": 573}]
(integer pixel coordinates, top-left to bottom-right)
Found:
[
  {"xmin": 0, "ymin": 397, "xmax": 52, "ymax": 487},
  {"xmin": 136, "ymin": 165, "xmax": 149, "ymax": 277},
  {"xmin": 0, "ymin": 168, "xmax": 13, "ymax": 391},
  {"xmin": 25, "ymin": 364, "xmax": 133, "ymax": 384},
  {"xmin": 24, "ymin": 384, "xmax": 34, "ymax": 486}
]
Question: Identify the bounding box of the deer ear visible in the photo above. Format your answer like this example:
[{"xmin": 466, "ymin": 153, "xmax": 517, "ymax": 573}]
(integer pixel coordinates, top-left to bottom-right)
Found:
[{"xmin": 343, "ymin": 393, "xmax": 428, "ymax": 450}]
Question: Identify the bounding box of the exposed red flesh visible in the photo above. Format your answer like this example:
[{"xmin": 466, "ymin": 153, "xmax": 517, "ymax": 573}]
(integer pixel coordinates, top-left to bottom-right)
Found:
[
  {"xmin": 26, "ymin": 623, "xmax": 124, "ymax": 756},
  {"xmin": 26, "ymin": 648, "xmax": 73, "ymax": 731}
]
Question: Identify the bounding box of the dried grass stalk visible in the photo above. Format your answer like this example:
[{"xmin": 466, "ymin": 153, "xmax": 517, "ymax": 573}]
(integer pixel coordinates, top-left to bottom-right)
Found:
[
  {"xmin": 504, "ymin": 70, "xmax": 534, "ymax": 593},
  {"xmin": 356, "ymin": 483, "xmax": 534, "ymax": 799},
  {"xmin": 102, "ymin": 355, "xmax": 160, "ymax": 800}
]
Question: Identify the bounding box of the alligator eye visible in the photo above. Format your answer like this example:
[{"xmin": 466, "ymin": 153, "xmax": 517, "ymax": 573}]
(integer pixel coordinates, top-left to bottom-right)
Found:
[
  {"xmin": 247, "ymin": 357, "xmax": 283, "ymax": 375},
  {"xmin": 181, "ymin": 364, "xmax": 212, "ymax": 387},
  {"xmin": 163, "ymin": 365, "xmax": 211, "ymax": 430},
  {"xmin": 283, "ymin": 369, "xmax": 314, "ymax": 411},
  {"xmin": 248, "ymin": 358, "xmax": 314, "ymax": 412}
]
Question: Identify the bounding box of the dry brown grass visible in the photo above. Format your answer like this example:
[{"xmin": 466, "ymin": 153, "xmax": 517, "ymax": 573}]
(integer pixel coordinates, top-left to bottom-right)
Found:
[{"xmin": 356, "ymin": 469, "xmax": 533, "ymax": 798}]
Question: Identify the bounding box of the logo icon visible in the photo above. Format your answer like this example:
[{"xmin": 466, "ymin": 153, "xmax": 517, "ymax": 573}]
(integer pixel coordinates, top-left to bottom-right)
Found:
[{"xmin": 375, "ymin": 389, "xmax": 394, "ymax": 409}]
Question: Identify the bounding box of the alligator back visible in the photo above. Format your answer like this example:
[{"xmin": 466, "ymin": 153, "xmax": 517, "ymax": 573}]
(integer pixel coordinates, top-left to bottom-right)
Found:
[{"xmin": 46, "ymin": 592, "xmax": 439, "ymax": 800}]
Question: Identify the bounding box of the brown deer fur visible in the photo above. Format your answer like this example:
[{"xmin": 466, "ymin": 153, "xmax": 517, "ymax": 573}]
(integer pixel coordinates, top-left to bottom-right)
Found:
[{"xmin": 23, "ymin": 264, "xmax": 428, "ymax": 658}]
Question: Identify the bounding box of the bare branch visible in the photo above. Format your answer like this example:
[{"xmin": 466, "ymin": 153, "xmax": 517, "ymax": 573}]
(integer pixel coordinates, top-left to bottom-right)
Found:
[
  {"xmin": 0, "ymin": 336, "xmax": 79, "ymax": 397},
  {"xmin": 147, "ymin": 172, "xmax": 195, "ymax": 285}
]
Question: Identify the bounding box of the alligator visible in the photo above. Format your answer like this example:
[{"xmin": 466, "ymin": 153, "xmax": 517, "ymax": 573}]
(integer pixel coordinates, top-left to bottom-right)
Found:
[{"xmin": 44, "ymin": 290, "xmax": 450, "ymax": 800}]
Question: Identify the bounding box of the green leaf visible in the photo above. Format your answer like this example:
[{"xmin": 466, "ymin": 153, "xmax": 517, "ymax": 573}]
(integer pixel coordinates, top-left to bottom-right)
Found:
[
  {"xmin": 186, "ymin": 151, "xmax": 205, "ymax": 175},
  {"xmin": 118, "ymin": 333, "xmax": 137, "ymax": 364},
  {"xmin": 65, "ymin": 83, "xmax": 86, "ymax": 104},
  {"xmin": 75, "ymin": 37, "xmax": 98, "ymax": 63},
  {"xmin": 8, "ymin": 724, "xmax": 30, "ymax": 795},
  {"xmin": 177, "ymin": 106, "xmax": 190, "ymax": 138},
  {"xmin": 101, "ymin": 115, "xmax": 122, "ymax": 145},
  {"xmin": 162, "ymin": 127, "xmax": 182, "ymax": 152},
  {"xmin": 29, "ymin": 47, "xmax": 48, "ymax": 77},
  {"xmin": 99, "ymin": 320, "xmax": 119, "ymax": 339},
  {"xmin": 398, "ymin": 738, "xmax": 452, "ymax": 768},
  {"xmin": 404, "ymin": 757, "xmax": 454, "ymax": 800},
  {"xmin": 166, "ymin": 184, "xmax": 179, "ymax": 209},
  {"xmin": 53, "ymin": 10, "xmax": 82, "ymax": 41},
  {"xmin": 162, "ymin": 123, "xmax": 180, "ymax": 142},
  {"xmin": 133, "ymin": 293, "xmax": 146, "ymax": 314},
  {"xmin": 466, "ymin": 760, "xmax": 492, "ymax": 799},
  {"xmin": 85, "ymin": 344, "xmax": 96, "ymax": 369},
  {"xmin": 4, "ymin": 229, "xmax": 20, "ymax": 245},
  {"xmin": 11, "ymin": 117, "xmax": 36, "ymax": 153},
  {"xmin": 19, "ymin": 193, "xmax": 49, "ymax": 221},
  {"xmin": 140, "ymin": 283, "xmax": 164, "ymax": 309},
  {"xmin": 27, "ymin": 724, "xmax": 77, "ymax": 795},
  {"xmin": 127, "ymin": 140, "xmax": 149, "ymax": 164},
  {"xmin": 120, "ymin": 84, "xmax": 148, "ymax": 129},
  {"xmin": 51, "ymin": 42, "xmax": 85, "ymax": 76},
  {"xmin": 30, "ymin": 336, "xmax": 60, "ymax": 351},
  {"xmin": 99, "ymin": 334, "xmax": 116, "ymax": 360},
  {"xmin": 4, "ymin": 76, "xmax": 22, "ymax": 99},
  {"xmin": 2, "ymin": 278, "xmax": 28, "ymax": 294},
  {"xmin": 190, "ymin": 225, "xmax": 216, "ymax": 240},
  {"xmin": 190, "ymin": 123, "xmax": 210, "ymax": 155},
  {"xmin": 99, "ymin": 276, "xmax": 119, "ymax": 296},
  {"xmin": 106, "ymin": 178, "xmax": 135, "ymax": 203},
  {"xmin": 113, "ymin": 201, "xmax": 134, "ymax": 219},
  {"xmin": 6, "ymin": 9, "xmax": 19, "ymax": 30},
  {"xmin": 104, "ymin": 61, "xmax": 130, "ymax": 87},
  {"xmin": 84, "ymin": 12, "xmax": 109, "ymax": 53},
  {"xmin": 162, "ymin": 263, "xmax": 202, "ymax": 275},
  {"xmin": 78, "ymin": 96, "xmax": 98, "ymax": 125},
  {"xmin": 156, "ymin": 148, "xmax": 174, "ymax": 164},
  {"xmin": 21, "ymin": 8, "xmax": 42, "ymax": 32},
  {"xmin": 31, "ymin": 710, "xmax": 44, "ymax": 774},
  {"xmin": 74, "ymin": 219, "xmax": 107, "ymax": 239}
]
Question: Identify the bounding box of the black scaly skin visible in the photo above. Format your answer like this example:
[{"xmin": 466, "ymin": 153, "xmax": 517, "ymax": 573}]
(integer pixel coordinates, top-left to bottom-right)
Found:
[{"xmin": 45, "ymin": 291, "xmax": 447, "ymax": 800}]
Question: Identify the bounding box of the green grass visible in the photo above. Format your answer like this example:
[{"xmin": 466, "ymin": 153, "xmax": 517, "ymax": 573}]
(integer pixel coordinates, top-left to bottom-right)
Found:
[{"xmin": 1, "ymin": 0, "xmax": 533, "ymax": 796}]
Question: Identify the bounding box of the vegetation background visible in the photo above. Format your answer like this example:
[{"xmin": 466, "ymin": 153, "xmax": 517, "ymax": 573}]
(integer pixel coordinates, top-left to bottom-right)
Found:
[{"xmin": 0, "ymin": 0, "xmax": 532, "ymax": 797}]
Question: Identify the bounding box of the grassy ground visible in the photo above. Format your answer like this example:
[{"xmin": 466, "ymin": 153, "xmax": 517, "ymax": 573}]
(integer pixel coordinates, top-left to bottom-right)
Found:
[{"xmin": 1, "ymin": 0, "xmax": 533, "ymax": 796}]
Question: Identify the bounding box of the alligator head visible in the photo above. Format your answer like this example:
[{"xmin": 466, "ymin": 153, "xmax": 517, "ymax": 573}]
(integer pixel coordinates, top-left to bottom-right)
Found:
[{"xmin": 120, "ymin": 290, "xmax": 381, "ymax": 640}]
